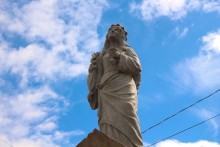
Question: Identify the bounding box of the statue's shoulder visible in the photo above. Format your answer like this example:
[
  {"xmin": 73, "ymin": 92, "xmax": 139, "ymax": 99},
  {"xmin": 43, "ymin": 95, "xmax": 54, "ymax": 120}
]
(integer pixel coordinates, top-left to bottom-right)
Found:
[
  {"xmin": 123, "ymin": 45, "xmax": 137, "ymax": 56},
  {"xmin": 124, "ymin": 44, "xmax": 133, "ymax": 50},
  {"xmin": 126, "ymin": 45, "xmax": 142, "ymax": 89}
]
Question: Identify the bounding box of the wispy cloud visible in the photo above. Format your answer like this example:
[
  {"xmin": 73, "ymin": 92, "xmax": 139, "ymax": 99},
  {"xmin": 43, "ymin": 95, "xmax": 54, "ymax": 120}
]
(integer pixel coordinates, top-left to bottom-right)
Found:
[
  {"xmin": 129, "ymin": 0, "xmax": 220, "ymax": 21},
  {"xmin": 203, "ymin": 1, "xmax": 220, "ymax": 13},
  {"xmin": 173, "ymin": 29, "xmax": 220, "ymax": 93},
  {"xmin": 195, "ymin": 108, "xmax": 219, "ymax": 137},
  {"xmin": 156, "ymin": 139, "xmax": 220, "ymax": 147},
  {"xmin": 179, "ymin": 27, "xmax": 189, "ymax": 38},
  {"xmin": 130, "ymin": 0, "xmax": 188, "ymax": 20},
  {"xmin": 202, "ymin": 29, "xmax": 220, "ymax": 54},
  {"xmin": 0, "ymin": 0, "xmax": 107, "ymax": 146},
  {"xmin": 0, "ymin": 86, "xmax": 70, "ymax": 146},
  {"xmin": 172, "ymin": 27, "xmax": 189, "ymax": 38},
  {"xmin": 0, "ymin": 0, "xmax": 108, "ymax": 86}
]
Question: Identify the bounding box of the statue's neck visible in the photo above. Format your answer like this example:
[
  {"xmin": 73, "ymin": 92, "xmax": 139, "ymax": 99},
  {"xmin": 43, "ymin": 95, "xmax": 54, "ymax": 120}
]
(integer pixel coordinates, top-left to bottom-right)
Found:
[{"xmin": 109, "ymin": 40, "xmax": 123, "ymax": 48}]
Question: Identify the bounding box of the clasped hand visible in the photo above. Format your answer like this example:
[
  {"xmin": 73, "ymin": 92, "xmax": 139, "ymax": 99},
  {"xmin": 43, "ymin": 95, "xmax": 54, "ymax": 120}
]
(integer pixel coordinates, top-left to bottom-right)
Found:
[
  {"xmin": 109, "ymin": 48, "xmax": 120, "ymax": 59},
  {"xmin": 89, "ymin": 52, "xmax": 99, "ymax": 71}
]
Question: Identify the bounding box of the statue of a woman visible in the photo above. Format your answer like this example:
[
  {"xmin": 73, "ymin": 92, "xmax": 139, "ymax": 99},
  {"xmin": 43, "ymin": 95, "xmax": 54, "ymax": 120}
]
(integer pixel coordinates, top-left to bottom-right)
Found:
[{"xmin": 87, "ymin": 24, "xmax": 143, "ymax": 147}]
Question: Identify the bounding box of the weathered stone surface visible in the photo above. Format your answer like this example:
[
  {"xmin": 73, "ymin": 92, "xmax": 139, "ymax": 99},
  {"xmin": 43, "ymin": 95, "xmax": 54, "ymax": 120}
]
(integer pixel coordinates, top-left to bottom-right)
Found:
[
  {"xmin": 87, "ymin": 24, "xmax": 143, "ymax": 147},
  {"xmin": 77, "ymin": 129, "xmax": 125, "ymax": 147}
]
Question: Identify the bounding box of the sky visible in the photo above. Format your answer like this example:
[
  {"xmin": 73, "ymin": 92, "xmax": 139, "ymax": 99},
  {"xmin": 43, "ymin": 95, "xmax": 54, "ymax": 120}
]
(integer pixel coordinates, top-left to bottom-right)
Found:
[{"xmin": 0, "ymin": 0, "xmax": 220, "ymax": 147}]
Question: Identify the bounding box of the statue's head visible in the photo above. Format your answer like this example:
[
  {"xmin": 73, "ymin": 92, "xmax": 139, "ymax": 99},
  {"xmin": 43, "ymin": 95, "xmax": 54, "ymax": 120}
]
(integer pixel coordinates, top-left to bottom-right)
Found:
[
  {"xmin": 102, "ymin": 24, "xmax": 128, "ymax": 54},
  {"xmin": 106, "ymin": 24, "xmax": 128, "ymax": 42}
]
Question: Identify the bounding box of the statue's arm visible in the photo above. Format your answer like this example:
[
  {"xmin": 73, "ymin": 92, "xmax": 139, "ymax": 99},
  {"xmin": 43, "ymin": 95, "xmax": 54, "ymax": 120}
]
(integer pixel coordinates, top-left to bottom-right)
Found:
[
  {"xmin": 118, "ymin": 47, "xmax": 141, "ymax": 75},
  {"xmin": 87, "ymin": 52, "xmax": 100, "ymax": 110}
]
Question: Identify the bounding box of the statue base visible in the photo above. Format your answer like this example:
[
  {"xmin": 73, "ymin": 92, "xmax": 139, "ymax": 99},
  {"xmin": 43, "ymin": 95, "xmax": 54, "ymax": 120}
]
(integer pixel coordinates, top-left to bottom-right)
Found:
[{"xmin": 77, "ymin": 129, "xmax": 125, "ymax": 147}]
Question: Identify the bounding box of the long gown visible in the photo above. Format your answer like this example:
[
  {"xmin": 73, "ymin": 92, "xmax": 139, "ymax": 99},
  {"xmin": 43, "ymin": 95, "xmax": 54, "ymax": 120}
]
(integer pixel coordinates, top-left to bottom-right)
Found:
[{"xmin": 98, "ymin": 46, "xmax": 143, "ymax": 147}]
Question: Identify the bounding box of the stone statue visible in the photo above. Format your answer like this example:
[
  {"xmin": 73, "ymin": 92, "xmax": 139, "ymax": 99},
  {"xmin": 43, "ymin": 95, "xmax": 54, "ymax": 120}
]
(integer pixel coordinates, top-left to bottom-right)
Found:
[{"xmin": 87, "ymin": 24, "xmax": 143, "ymax": 147}]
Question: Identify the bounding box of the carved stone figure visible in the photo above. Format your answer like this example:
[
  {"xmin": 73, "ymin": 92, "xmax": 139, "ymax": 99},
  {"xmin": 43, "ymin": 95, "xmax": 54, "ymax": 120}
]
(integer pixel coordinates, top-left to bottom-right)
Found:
[{"xmin": 87, "ymin": 24, "xmax": 143, "ymax": 147}]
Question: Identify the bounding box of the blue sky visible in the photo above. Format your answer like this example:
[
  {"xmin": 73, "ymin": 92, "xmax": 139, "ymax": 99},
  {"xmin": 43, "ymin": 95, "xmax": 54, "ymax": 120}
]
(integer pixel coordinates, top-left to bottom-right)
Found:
[{"xmin": 0, "ymin": 0, "xmax": 220, "ymax": 147}]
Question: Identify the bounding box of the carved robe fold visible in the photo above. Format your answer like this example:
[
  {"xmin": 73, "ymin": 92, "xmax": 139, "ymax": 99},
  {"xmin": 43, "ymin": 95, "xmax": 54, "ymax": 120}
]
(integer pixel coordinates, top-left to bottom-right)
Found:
[{"xmin": 87, "ymin": 46, "xmax": 143, "ymax": 147}]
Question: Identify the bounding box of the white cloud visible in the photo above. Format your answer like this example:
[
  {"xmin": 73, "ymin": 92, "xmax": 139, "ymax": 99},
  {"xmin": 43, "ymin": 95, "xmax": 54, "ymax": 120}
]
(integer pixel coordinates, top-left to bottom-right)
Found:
[
  {"xmin": 202, "ymin": 29, "xmax": 220, "ymax": 54},
  {"xmin": 173, "ymin": 53, "xmax": 220, "ymax": 92},
  {"xmin": 195, "ymin": 109, "xmax": 219, "ymax": 137},
  {"xmin": 0, "ymin": 0, "xmax": 107, "ymax": 146},
  {"xmin": 173, "ymin": 27, "xmax": 189, "ymax": 38},
  {"xmin": 130, "ymin": 0, "xmax": 190, "ymax": 20},
  {"xmin": 36, "ymin": 116, "xmax": 58, "ymax": 132},
  {"xmin": 54, "ymin": 130, "xmax": 85, "ymax": 140},
  {"xmin": 180, "ymin": 27, "xmax": 189, "ymax": 38},
  {"xmin": 129, "ymin": 0, "xmax": 220, "ymax": 21},
  {"xmin": 12, "ymin": 137, "xmax": 59, "ymax": 147},
  {"xmin": 203, "ymin": 1, "xmax": 220, "ymax": 13},
  {"xmin": 143, "ymin": 141, "xmax": 150, "ymax": 146},
  {"xmin": 0, "ymin": 87, "xmax": 59, "ymax": 137},
  {"xmin": 0, "ymin": 136, "xmax": 12, "ymax": 147},
  {"xmin": 0, "ymin": 43, "xmax": 88, "ymax": 87},
  {"xmin": 0, "ymin": 0, "xmax": 107, "ymax": 87},
  {"xmin": 155, "ymin": 139, "xmax": 220, "ymax": 147},
  {"xmin": 0, "ymin": 86, "xmax": 84, "ymax": 146},
  {"xmin": 173, "ymin": 29, "xmax": 220, "ymax": 93}
]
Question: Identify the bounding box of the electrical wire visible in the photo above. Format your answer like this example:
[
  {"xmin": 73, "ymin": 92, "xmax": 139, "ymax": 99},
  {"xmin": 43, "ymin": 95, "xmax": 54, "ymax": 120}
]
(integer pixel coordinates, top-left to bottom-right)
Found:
[
  {"xmin": 146, "ymin": 113, "xmax": 220, "ymax": 147},
  {"xmin": 142, "ymin": 88, "xmax": 220, "ymax": 134},
  {"xmin": 0, "ymin": 138, "xmax": 13, "ymax": 147}
]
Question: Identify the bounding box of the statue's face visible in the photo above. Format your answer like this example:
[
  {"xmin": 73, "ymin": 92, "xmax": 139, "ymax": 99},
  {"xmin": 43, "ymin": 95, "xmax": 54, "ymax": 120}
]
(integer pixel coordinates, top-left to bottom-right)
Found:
[{"xmin": 107, "ymin": 26, "xmax": 123, "ymax": 41}]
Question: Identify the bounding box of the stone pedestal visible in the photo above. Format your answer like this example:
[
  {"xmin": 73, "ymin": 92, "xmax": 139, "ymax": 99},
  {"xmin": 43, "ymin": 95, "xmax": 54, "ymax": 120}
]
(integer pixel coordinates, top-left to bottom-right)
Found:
[{"xmin": 77, "ymin": 129, "xmax": 125, "ymax": 147}]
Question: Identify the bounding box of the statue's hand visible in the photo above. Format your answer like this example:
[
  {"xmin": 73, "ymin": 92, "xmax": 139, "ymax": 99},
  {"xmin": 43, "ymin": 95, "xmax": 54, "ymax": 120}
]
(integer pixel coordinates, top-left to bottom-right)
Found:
[
  {"xmin": 89, "ymin": 52, "xmax": 100, "ymax": 71},
  {"xmin": 90, "ymin": 52, "xmax": 99, "ymax": 63},
  {"xmin": 89, "ymin": 64, "xmax": 97, "ymax": 71},
  {"xmin": 109, "ymin": 48, "xmax": 120, "ymax": 59}
]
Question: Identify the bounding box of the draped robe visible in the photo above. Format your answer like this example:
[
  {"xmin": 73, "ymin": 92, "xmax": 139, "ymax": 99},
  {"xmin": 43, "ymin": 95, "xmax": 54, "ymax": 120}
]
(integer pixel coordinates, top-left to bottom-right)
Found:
[{"xmin": 87, "ymin": 46, "xmax": 143, "ymax": 147}]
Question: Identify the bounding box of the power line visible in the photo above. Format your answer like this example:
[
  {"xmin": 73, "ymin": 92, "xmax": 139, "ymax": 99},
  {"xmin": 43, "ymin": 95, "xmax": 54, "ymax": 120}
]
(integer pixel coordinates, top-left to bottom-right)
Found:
[
  {"xmin": 146, "ymin": 113, "xmax": 220, "ymax": 147},
  {"xmin": 0, "ymin": 138, "xmax": 13, "ymax": 147},
  {"xmin": 142, "ymin": 88, "xmax": 220, "ymax": 134}
]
